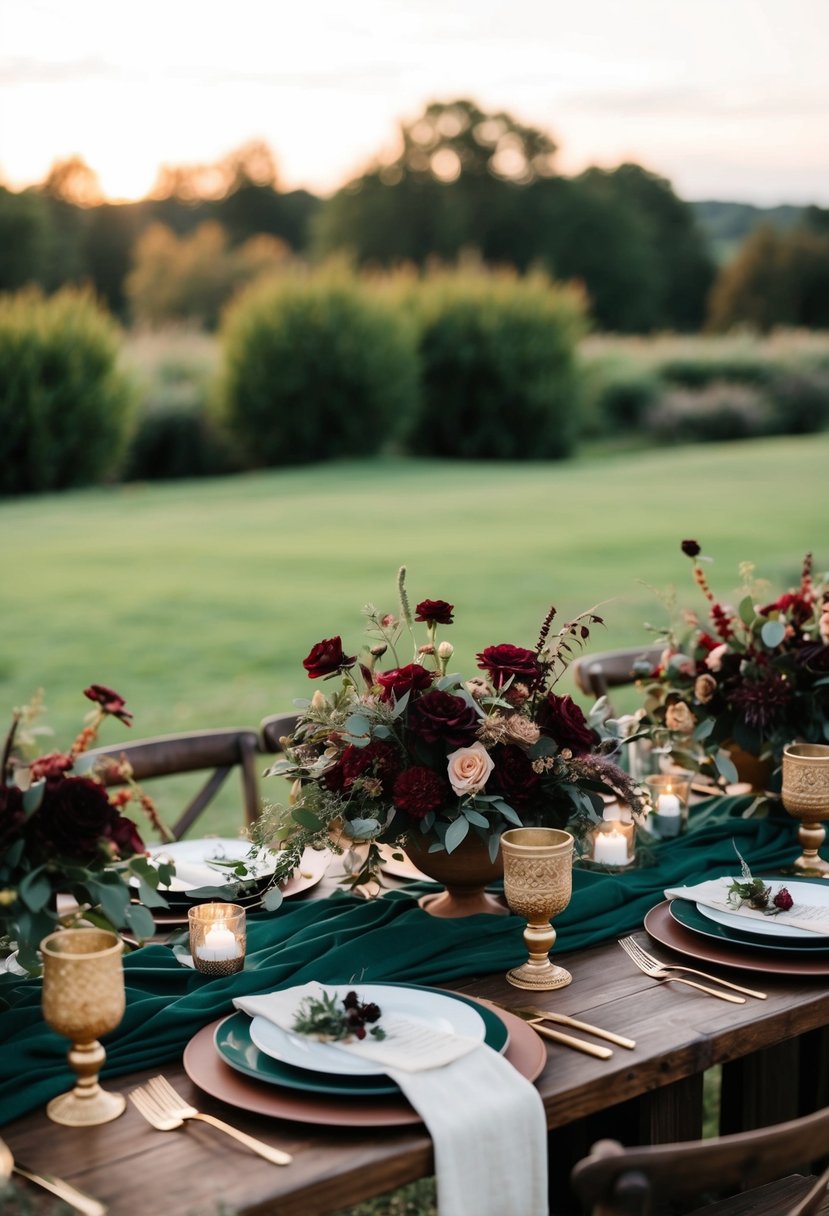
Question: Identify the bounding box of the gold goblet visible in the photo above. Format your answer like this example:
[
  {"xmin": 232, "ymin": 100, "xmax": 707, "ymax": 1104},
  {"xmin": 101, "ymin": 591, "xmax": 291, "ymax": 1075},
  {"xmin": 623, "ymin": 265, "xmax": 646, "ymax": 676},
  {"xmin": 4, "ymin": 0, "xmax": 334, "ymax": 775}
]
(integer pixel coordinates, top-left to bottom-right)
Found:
[
  {"xmin": 41, "ymin": 927, "xmax": 126, "ymax": 1126},
  {"xmin": 501, "ymin": 826, "xmax": 573, "ymax": 990},
  {"xmin": 782, "ymin": 743, "xmax": 829, "ymax": 877}
]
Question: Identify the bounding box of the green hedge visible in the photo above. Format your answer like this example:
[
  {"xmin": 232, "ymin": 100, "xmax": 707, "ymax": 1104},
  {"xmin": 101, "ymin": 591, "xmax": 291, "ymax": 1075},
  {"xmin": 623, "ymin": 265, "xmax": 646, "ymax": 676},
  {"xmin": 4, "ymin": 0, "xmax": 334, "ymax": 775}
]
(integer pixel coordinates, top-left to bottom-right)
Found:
[
  {"xmin": 0, "ymin": 288, "xmax": 134, "ymax": 495},
  {"xmin": 406, "ymin": 271, "xmax": 586, "ymax": 459},
  {"xmin": 217, "ymin": 270, "xmax": 419, "ymax": 466}
]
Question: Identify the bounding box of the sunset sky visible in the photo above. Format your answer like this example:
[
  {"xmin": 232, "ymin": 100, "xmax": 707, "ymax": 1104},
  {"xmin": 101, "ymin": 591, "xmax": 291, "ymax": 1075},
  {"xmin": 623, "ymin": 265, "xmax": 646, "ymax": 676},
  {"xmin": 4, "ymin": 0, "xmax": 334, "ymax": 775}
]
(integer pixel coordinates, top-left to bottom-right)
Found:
[{"xmin": 2, "ymin": 0, "xmax": 828, "ymax": 206}]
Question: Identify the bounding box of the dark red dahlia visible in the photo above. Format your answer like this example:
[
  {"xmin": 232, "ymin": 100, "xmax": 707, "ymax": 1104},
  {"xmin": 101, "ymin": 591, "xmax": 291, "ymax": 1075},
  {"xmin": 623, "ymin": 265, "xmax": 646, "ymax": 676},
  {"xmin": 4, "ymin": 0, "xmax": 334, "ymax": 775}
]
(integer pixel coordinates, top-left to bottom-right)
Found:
[
  {"xmin": 414, "ymin": 599, "xmax": 454, "ymax": 625},
  {"xmin": 476, "ymin": 644, "xmax": 542, "ymax": 689},
  {"xmin": 728, "ymin": 670, "xmax": 792, "ymax": 734},
  {"xmin": 31, "ymin": 776, "xmax": 119, "ymax": 863},
  {"xmin": 407, "ymin": 690, "xmax": 480, "ymax": 747},
  {"xmin": 536, "ymin": 693, "xmax": 599, "ymax": 755},
  {"xmin": 302, "ymin": 637, "xmax": 356, "ymax": 679},
  {"xmin": 323, "ymin": 740, "xmax": 401, "ymax": 796},
  {"xmin": 376, "ymin": 663, "xmax": 433, "ymax": 703},
  {"xmin": 488, "ymin": 744, "xmax": 540, "ymax": 808},
  {"xmin": 392, "ymin": 767, "xmax": 449, "ymax": 819},
  {"xmin": 107, "ymin": 812, "xmax": 146, "ymax": 858},
  {"xmin": 83, "ymin": 684, "xmax": 133, "ymax": 725}
]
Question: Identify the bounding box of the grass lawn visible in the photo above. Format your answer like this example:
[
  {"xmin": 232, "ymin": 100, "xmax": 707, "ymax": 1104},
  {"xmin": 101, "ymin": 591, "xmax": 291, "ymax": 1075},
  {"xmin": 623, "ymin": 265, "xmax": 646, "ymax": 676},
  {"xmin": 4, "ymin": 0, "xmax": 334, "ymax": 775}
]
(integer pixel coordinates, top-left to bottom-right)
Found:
[{"xmin": 2, "ymin": 435, "xmax": 827, "ymax": 836}]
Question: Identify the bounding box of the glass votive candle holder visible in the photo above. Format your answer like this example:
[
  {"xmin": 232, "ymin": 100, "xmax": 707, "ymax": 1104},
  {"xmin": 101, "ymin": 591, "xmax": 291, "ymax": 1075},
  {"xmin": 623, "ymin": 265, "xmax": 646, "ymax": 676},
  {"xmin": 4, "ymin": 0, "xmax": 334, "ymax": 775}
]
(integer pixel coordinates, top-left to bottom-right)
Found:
[
  {"xmin": 645, "ymin": 773, "xmax": 692, "ymax": 839},
  {"xmin": 588, "ymin": 805, "xmax": 636, "ymax": 868},
  {"xmin": 188, "ymin": 903, "xmax": 246, "ymax": 977}
]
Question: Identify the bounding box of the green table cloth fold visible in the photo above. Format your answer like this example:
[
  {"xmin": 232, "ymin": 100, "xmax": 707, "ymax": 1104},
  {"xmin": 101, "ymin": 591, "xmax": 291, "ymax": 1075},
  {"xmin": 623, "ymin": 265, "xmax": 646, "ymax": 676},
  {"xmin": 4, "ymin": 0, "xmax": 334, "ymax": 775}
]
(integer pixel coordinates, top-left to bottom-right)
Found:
[{"xmin": 0, "ymin": 796, "xmax": 801, "ymax": 1125}]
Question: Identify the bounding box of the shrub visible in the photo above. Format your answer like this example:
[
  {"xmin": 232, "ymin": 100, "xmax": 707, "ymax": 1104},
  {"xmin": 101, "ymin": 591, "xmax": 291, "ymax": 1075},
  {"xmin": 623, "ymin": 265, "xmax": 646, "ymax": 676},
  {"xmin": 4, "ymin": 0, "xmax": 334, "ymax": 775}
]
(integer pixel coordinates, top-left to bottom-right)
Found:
[
  {"xmin": 644, "ymin": 381, "xmax": 773, "ymax": 444},
  {"xmin": 765, "ymin": 366, "xmax": 829, "ymax": 436},
  {"xmin": 656, "ymin": 354, "xmax": 773, "ymax": 388},
  {"xmin": 217, "ymin": 269, "xmax": 419, "ymax": 466},
  {"xmin": 582, "ymin": 356, "xmax": 662, "ymax": 436},
  {"xmin": 407, "ymin": 269, "xmax": 586, "ymax": 459},
  {"xmin": 0, "ymin": 287, "xmax": 134, "ymax": 495}
]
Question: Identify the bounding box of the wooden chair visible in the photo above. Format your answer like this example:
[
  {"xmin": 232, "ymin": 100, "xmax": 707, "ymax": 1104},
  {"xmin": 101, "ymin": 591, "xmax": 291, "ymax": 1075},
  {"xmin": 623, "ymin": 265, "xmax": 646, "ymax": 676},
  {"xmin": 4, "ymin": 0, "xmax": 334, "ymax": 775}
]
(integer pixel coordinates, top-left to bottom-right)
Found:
[
  {"xmin": 259, "ymin": 712, "xmax": 300, "ymax": 754},
  {"xmin": 82, "ymin": 727, "xmax": 263, "ymax": 840},
  {"xmin": 571, "ymin": 645, "xmax": 664, "ymax": 710},
  {"xmin": 570, "ymin": 1105, "xmax": 829, "ymax": 1216}
]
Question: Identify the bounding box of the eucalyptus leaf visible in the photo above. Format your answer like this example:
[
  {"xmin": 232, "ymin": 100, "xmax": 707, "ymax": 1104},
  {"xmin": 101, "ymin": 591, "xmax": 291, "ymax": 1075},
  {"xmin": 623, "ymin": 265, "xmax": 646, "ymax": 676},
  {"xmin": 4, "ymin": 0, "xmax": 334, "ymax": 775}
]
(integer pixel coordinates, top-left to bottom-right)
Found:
[
  {"xmin": 489, "ymin": 798, "xmax": 522, "ymax": 826},
  {"xmin": 22, "ymin": 780, "xmax": 45, "ymax": 817},
  {"xmin": 124, "ymin": 902, "xmax": 156, "ymax": 941},
  {"xmin": 18, "ymin": 866, "xmax": 52, "ymax": 913},
  {"xmin": 292, "ymin": 808, "xmax": 325, "ymax": 831},
  {"xmin": 262, "ymin": 887, "xmax": 284, "ymax": 911},
  {"xmin": 444, "ymin": 816, "xmax": 470, "ymax": 853},
  {"xmin": 738, "ymin": 595, "xmax": 758, "ymax": 627},
  {"xmin": 714, "ymin": 749, "xmax": 740, "ymax": 785},
  {"xmin": 346, "ymin": 818, "xmax": 380, "ymax": 838},
  {"xmin": 343, "ymin": 713, "xmax": 370, "ymax": 737},
  {"xmin": 760, "ymin": 619, "xmax": 786, "ymax": 649},
  {"xmin": 463, "ymin": 808, "xmax": 490, "ymax": 829},
  {"xmin": 390, "ymin": 690, "xmax": 411, "ymax": 719},
  {"xmin": 693, "ymin": 718, "xmax": 715, "ymax": 741}
]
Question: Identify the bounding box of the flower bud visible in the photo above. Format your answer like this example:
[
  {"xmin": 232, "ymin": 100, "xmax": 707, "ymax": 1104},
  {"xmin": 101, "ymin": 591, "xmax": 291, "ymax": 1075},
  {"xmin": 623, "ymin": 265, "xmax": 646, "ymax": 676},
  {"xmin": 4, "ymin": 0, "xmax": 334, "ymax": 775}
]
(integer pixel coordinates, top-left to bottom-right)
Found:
[
  {"xmin": 437, "ymin": 641, "xmax": 454, "ymax": 659},
  {"xmin": 418, "ymin": 644, "xmax": 435, "ymax": 656},
  {"xmin": 310, "ymin": 690, "xmax": 328, "ymax": 711},
  {"xmin": 370, "ymin": 643, "xmax": 388, "ymax": 657}
]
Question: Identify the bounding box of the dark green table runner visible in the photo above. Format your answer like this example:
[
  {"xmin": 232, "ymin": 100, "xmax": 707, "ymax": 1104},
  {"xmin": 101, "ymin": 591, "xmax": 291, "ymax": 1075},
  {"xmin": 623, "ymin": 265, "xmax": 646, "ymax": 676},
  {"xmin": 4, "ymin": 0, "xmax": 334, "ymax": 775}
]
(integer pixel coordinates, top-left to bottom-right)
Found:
[{"xmin": 0, "ymin": 797, "xmax": 801, "ymax": 1124}]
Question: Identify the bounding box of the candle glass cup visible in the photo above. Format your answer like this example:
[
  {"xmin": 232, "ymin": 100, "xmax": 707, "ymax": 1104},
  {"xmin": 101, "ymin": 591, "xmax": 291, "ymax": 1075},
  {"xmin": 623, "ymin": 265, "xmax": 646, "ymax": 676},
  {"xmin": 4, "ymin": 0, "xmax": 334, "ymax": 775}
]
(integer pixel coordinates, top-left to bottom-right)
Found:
[
  {"xmin": 589, "ymin": 816, "xmax": 636, "ymax": 868},
  {"xmin": 645, "ymin": 773, "xmax": 691, "ymax": 839},
  {"xmin": 782, "ymin": 743, "xmax": 829, "ymax": 877},
  {"xmin": 501, "ymin": 827, "xmax": 573, "ymax": 991},
  {"xmin": 188, "ymin": 903, "xmax": 246, "ymax": 977},
  {"xmin": 41, "ymin": 927, "xmax": 126, "ymax": 1126}
]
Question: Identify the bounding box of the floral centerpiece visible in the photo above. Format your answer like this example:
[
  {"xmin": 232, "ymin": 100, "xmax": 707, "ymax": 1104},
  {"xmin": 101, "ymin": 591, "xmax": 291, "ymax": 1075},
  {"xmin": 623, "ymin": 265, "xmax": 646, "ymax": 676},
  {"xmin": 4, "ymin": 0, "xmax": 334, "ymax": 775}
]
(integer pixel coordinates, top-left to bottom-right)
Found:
[
  {"xmin": 0, "ymin": 685, "xmax": 173, "ymax": 974},
  {"xmin": 637, "ymin": 540, "xmax": 829, "ymax": 787},
  {"xmin": 260, "ymin": 569, "xmax": 649, "ymax": 890}
]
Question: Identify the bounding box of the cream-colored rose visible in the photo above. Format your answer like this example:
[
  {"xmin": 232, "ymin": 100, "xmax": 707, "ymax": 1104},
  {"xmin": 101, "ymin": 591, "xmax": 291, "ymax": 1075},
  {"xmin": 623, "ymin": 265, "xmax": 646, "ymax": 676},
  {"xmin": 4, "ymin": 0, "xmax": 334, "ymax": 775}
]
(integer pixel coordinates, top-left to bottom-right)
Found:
[
  {"xmin": 665, "ymin": 701, "xmax": 696, "ymax": 734},
  {"xmin": 502, "ymin": 713, "xmax": 541, "ymax": 746},
  {"xmin": 705, "ymin": 643, "xmax": 730, "ymax": 672},
  {"xmin": 694, "ymin": 674, "xmax": 717, "ymax": 704},
  {"xmin": 447, "ymin": 741, "xmax": 495, "ymax": 797}
]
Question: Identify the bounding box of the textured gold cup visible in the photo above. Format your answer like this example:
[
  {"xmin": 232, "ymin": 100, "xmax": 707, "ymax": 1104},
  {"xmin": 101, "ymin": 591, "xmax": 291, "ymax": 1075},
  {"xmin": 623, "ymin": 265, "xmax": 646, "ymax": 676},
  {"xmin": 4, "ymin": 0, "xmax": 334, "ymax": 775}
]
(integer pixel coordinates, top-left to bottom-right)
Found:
[
  {"xmin": 41, "ymin": 928, "xmax": 126, "ymax": 1126},
  {"xmin": 782, "ymin": 743, "xmax": 829, "ymax": 877},
  {"xmin": 501, "ymin": 827, "xmax": 574, "ymax": 991}
]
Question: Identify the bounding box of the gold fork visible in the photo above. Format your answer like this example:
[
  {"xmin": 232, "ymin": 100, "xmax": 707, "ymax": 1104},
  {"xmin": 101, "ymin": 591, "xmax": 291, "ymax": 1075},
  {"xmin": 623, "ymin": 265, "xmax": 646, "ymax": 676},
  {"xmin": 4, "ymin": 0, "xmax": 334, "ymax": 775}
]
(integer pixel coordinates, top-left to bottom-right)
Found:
[
  {"xmin": 620, "ymin": 936, "xmax": 767, "ymax": 1000},
  {"xmin": 129, "ymin": 1076, "xmax": 292, "ymax": 1165},
  {"xmin": 618, "ymin": 937, "xmax": 746, "ymax": 1003}
]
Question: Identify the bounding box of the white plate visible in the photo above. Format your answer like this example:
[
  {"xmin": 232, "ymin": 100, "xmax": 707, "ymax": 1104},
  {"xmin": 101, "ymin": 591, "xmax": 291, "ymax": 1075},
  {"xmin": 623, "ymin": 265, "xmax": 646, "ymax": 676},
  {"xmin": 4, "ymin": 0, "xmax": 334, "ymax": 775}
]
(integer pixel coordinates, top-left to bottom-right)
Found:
[
  {"xmin": 249, "ymin": 984, "xmax": 487, "ymax": 1077},
  {"xmin": 141, "ymin": 838, "xmax": 277, "ymax": 892},
  {"xmin": 697, "ymin": 879, "xmax": 829, "ymax": 940}
]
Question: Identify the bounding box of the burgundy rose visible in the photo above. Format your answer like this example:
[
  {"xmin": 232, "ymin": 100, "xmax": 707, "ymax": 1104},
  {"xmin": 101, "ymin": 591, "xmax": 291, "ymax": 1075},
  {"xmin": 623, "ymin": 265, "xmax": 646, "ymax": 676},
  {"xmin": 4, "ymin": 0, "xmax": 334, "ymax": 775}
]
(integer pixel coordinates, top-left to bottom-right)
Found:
[
  {"xmin": 376, "ymin": 663, "xmax": 433, "ymax": 703},
  {"xmin": 408, "ymin": 690, "xmax": 480, "ymax": 747},
  {"xmin": 476, "ymin": 644, "xmax": 542, "ymax": 689},
  {"xmin": 773, "ymin": 887, "xmax": 794, "ymax": 911},
  {"xmin": 107, "ymin": 812, "xmax": 146, "ymax": 858},
  {"xmin": 83, "ymin": 684, "xmax": 133, "ymax": 725},
  {"xmin": 488, "ymin": 744, "xmax": 540, "ymax": 808},
  {"xmin": 323, "ymin": 740, "xmax": 401, "ymax": 796},
  {"xmin": 32, "ymin": 776, "xmax": 117, "ymax": 863},
  {"xmin": 29, "ymin": 751, "xmax": 74, "ymax": 781},
  {"xmin": 537, "ymin": 693, "xmax": 599, "ymax": 755},
  {"xmin": 302, "ymin": 637, "xmax": 356, "ymax": 679},
  {"xmin": 393, "ymin": 767, "xmax": 450, "ymax": 819},
  {"xmin": 681, "ymin": 539, "xmax": 701, "ymax": 558},
  {"xmin": 414, "ymin": 600, "xmax": 454, "ymax": 626},
  {"xmin": 0, "ymin": 784, "xmax": 26, "ymax": 851}
]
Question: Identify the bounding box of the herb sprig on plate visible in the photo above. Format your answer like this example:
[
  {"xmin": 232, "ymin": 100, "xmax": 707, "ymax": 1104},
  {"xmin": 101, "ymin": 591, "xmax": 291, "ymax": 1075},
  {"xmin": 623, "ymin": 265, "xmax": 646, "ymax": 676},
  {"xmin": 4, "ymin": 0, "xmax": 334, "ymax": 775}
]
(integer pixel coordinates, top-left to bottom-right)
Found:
[{"xmin": 292, "ymin": 989, "xmax": 386, "ymax": 1042}]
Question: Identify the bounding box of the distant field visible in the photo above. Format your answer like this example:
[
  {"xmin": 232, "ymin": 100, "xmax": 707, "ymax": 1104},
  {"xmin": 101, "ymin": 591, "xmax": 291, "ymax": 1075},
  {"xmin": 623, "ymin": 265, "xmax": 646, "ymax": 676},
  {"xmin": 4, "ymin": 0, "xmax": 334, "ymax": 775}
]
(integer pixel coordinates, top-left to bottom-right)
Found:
[{"xmin": 3, "ymin": 437, "xmax": 826, "ymax": 834}]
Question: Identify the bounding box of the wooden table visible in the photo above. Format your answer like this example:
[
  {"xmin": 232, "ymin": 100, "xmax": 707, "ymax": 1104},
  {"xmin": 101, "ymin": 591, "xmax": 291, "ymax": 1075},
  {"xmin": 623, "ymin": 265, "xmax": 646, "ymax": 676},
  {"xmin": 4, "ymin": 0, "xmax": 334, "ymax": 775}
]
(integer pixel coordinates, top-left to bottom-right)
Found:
[{"xmin": 3, "ymin": 927, "xmax": 828, "ymax": 1216}]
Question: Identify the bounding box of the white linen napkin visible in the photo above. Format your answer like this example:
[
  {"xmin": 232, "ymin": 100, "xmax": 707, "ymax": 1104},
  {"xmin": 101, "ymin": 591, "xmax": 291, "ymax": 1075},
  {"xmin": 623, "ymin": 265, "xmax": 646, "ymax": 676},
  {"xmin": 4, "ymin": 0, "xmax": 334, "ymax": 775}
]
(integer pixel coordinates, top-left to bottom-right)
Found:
[
  {"xmin": 234, "ymin": 982, "xmax": 549, "ymax": 1216},
  {"xmin": 665, "ymin": 878, "xmax": 829, "ymax": 934}
]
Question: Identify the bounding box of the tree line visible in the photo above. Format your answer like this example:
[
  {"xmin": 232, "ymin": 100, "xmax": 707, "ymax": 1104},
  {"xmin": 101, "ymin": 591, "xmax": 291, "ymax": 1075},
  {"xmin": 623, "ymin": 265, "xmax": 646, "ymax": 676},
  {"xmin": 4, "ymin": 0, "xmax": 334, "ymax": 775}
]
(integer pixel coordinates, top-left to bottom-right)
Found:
[{"xmin": 1, "ymin": 99, "xmax": 828, "ymax": 334}]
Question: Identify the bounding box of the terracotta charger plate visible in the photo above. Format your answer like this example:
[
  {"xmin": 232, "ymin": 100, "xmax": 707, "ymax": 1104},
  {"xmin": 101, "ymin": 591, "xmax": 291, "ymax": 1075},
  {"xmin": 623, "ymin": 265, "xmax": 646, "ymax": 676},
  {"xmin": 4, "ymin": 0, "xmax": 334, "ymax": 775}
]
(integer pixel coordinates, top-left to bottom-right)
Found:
[
  {"xmin": 644, "ymin": 901, "xmax": 829, "ymax": 977},
  {"xmin": 183, "ymin": 999, "xmax": 547, "ymax": 1128}
]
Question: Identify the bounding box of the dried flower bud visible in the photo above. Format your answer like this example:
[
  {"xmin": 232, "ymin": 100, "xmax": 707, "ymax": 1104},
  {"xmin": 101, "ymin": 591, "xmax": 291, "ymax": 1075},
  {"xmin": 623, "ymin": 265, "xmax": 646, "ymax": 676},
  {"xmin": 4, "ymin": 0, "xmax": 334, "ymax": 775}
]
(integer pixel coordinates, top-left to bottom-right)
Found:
[
  {"xmin": 418, "ymin": 644, "xmax": 435, "ymax": 656},
  {"xmin": 773, "ymin": 887, "xmax": 793, "ymax": 911},
  {"xmin": 437, "ymin": 641, "xmax": 454, "ymax": 659},
  {"xmin": 310, "ymin": 690, "xmax": 328, "ymax": 711},
  {"xmin": 370, "ymin": 643, "xmax": 388, "ymax": 658},
  {"xmin": 694, "ymin": 674, "xmax": 717, "ymax": 704},
  {"xmin": 681, "ymin": 539, "xmax": 701, "ymax": 558}
]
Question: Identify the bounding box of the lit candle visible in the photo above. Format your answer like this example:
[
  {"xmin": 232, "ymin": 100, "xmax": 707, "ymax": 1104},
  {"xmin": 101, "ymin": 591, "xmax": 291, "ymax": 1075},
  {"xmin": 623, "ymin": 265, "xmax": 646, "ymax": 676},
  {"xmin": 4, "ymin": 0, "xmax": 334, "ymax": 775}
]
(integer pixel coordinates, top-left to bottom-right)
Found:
[
  {"xmin": 655, "ymin": 792, "xmax": 682, "ymax": 837},
  {"xmin": 593, "ymin": 828, "xmax": 629, "ymax": 866},
  {"xmin": 196, "ymin": 923, "xmax": 240, "ymax": 962}
]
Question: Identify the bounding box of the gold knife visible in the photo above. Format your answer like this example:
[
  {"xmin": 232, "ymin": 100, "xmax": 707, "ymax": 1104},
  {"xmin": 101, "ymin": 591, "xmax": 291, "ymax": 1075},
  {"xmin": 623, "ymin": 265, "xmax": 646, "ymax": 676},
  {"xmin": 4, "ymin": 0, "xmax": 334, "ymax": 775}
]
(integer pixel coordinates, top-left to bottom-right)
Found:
[
  {"xmin": 513, "ymin": 1007, "xmax": 636, "ymax": 1050},
  {"xmin": 482, "ymin": 1001, "xmax": 612, "ymax": 1059},
  {"xmin": 14, "ymin": 1162, "xmax": 107, "ymax": 1216}
]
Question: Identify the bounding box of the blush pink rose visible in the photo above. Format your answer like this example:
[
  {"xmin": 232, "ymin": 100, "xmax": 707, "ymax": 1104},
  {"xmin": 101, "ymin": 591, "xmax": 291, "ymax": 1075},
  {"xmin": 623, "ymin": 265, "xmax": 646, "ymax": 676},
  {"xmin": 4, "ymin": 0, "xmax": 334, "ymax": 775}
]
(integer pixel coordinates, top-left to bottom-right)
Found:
[{"xmin": 446, "ymin": 741, "xmax": 494, "ymax": 797}]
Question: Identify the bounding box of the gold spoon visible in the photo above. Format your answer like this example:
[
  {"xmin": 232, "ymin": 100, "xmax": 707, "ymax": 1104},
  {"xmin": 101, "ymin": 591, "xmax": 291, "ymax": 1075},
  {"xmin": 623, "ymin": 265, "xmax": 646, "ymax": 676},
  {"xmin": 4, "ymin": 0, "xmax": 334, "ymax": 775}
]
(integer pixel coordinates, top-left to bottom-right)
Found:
[{"xmin": 0, "ymin": 1134, "xmax": 107, "ymax": 1215}]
